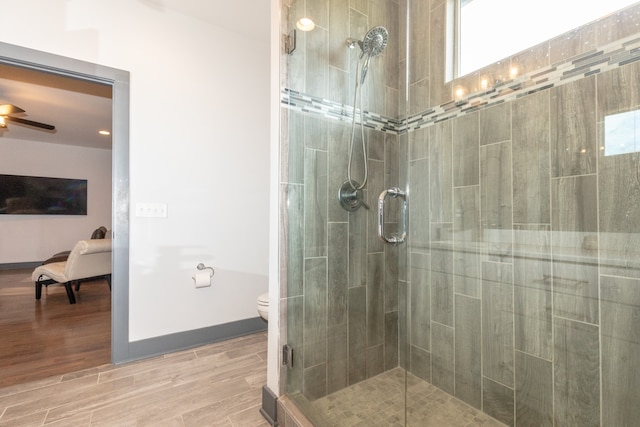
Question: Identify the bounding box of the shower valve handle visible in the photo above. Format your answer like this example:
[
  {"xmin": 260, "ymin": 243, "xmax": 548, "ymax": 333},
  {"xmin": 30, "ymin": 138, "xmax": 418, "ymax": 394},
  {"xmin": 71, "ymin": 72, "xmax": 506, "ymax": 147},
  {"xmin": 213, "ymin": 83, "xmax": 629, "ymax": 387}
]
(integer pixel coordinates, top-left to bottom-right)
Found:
[{"xmin": 338, "ymin": 180, "xmax": 369, "ymax": 212}]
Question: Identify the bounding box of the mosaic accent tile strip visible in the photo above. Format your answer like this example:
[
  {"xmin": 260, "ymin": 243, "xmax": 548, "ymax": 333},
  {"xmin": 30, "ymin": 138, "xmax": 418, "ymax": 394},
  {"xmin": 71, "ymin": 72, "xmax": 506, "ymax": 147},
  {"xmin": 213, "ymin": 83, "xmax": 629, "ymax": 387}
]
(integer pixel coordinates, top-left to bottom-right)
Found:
[
  {"xmin": 281, "ymin": 88, "xmax": 402, "ymax": 133},
  {"xmin": 281, "ymin": 33, "xmax": 640, "ymax": 135}
]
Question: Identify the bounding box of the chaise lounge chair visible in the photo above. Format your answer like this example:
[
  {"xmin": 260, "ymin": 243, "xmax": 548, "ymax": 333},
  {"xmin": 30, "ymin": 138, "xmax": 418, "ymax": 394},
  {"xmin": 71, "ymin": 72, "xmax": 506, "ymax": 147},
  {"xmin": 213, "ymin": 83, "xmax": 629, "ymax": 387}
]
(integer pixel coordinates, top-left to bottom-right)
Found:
[
  {"xmin": 41, "ymin": 226, "xmax": 108, "ymax": 265},
  {"xmin": 32, "ymin": 239, "xmax": 112, "ymax": 304}
]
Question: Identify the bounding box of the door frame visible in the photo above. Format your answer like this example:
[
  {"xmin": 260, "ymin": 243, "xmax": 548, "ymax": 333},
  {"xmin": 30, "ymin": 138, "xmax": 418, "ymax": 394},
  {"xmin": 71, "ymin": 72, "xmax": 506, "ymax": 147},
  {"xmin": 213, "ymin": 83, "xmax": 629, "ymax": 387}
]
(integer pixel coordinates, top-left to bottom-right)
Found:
[{"xmin": 0, "ymin": 41, "xmax": 131, "ymax": 363}]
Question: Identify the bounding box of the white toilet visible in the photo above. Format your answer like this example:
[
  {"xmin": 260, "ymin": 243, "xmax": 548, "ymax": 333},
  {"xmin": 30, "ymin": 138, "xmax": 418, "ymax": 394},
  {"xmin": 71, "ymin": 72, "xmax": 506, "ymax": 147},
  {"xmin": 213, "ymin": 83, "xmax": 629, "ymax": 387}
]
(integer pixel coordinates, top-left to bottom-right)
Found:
[{"xmin": 257, "ymin": 293, "xmax": 269, "ymax": 321}]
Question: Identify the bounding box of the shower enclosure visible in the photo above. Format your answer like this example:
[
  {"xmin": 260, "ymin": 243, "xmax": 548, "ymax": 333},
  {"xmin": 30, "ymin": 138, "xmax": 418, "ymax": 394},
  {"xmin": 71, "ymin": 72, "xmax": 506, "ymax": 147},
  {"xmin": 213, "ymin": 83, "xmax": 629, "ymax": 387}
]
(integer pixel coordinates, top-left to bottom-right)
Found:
[{"xmin": 278, "ymin": 0, "xmax": 640, "ymax": 425}]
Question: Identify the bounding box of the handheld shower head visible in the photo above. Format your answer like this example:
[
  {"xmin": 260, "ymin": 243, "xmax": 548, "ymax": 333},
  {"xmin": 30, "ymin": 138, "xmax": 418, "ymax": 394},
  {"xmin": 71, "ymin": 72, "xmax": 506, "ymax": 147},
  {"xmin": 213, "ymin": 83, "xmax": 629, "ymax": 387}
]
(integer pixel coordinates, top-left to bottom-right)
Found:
[
  {"xmin": 362, "ymin": 26, "xmax": 388, "ymax": 57},
  {"xmin": 342, "ymin": 26, "xmax": 389, "ymax": 200},
  {"xmin": 351, "ymin": 26, "xmax": 388, "ymax": 84}
]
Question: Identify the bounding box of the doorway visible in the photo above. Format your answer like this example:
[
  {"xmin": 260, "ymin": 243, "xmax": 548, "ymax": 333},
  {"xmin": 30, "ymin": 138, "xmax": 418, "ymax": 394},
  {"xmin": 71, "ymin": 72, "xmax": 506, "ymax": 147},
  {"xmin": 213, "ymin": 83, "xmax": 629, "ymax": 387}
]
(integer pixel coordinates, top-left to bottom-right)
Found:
[{"xmin": 0, "ymin": 42, "xmax": 130, "ymax": 372}]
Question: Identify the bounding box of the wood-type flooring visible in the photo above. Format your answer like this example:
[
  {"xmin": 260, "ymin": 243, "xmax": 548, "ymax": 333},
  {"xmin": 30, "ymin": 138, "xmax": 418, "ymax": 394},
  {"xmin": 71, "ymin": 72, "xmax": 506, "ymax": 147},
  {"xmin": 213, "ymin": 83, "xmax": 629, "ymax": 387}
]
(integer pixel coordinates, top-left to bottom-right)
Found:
[
  {"xmin": 0, "ymin": 269, "xmax": 269, "ymax": 426},
  {"xmin": 0, "ymin": 268, "xmax": 111, "ymax": 387}
]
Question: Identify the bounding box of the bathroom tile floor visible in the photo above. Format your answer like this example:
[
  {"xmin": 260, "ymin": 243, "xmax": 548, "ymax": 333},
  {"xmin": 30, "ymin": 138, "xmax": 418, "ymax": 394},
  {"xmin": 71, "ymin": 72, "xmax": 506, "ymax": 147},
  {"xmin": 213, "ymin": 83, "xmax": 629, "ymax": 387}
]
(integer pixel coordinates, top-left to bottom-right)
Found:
[
  {"xmin": 0, "ymin": 332, "xmax": 269, "ymax": 426},
  {"xmin": 307, "ymin": 368, "xmax": 507, "ymax": 427}
]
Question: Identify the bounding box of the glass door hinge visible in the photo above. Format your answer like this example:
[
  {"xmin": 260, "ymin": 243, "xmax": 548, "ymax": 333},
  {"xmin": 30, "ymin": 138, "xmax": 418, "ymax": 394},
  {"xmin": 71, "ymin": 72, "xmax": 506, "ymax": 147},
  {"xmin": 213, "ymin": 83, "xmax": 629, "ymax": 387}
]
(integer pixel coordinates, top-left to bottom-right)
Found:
[
  {"xmin": 282, "ymin": 344, "xmax": 293, "ymax": 369},
  {"xmin": 284, "ymin": 30, "xmax": 296, "ymax": 55}
]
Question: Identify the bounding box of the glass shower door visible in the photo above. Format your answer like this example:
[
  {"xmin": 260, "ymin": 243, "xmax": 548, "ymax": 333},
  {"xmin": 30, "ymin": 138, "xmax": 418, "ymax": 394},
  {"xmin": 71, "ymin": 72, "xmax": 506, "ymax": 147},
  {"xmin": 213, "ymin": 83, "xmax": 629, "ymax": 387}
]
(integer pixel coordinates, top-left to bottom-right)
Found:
[{"xmin": 280, "ymin": 0, "xmax": 409, "ymax": 425}]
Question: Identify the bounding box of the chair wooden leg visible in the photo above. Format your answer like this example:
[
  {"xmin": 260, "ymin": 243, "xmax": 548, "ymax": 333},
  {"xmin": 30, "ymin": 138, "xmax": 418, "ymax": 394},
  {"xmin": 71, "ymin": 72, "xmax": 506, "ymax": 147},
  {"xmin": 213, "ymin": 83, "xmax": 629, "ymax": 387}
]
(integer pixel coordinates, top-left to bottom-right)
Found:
[
  {"xmin": 64, "ymin": 282, "xmax": 76, "ymax": 304},
  {"xmin": 75, "ymin": 280, "xmax": 81, "ymax": 291},
  {"xmin": 106, "ymin": 274, "xmax": 111, "ymax": 290}
]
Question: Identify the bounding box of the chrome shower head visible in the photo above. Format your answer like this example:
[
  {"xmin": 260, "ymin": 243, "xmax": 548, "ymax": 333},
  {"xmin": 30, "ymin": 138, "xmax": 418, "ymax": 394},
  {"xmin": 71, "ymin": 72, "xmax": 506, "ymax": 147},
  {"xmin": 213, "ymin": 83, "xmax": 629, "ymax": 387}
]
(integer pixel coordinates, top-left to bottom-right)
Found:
[
  {"xmin": 346, "ymin": 26, "xmax": 389, "ymax": 57},
  {"xmin": 357, "ymin": 26, "xmax": 388, "ymax": 84},
  {"xmin": 362, "ymin": 26, "xmax": 388, "ymax": 57},
  {"xmin": 346, "ymin": 26, "xmax": 389, "ymax": 84}
]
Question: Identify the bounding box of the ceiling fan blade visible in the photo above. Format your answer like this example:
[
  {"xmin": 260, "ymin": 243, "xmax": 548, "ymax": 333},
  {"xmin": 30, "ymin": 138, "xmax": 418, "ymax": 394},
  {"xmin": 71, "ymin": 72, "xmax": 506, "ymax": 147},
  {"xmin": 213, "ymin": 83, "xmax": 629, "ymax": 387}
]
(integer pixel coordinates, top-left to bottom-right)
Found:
[
  {"xmin": 0, "ymin": 104, "xmax": 25, "ymax": 116},
  {"xmin": 5, "ymin": 116, "xmax": 55, "ymax": 131}
]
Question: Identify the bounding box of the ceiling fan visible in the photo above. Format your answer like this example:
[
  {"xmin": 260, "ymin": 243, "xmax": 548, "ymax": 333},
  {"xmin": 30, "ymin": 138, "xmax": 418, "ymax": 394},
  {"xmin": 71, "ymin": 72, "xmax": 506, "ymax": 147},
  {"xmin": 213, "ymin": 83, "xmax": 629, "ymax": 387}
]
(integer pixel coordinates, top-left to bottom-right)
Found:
[{"xmin": 0, "ymin": 104, "xmax": 55, "ymax": 131}]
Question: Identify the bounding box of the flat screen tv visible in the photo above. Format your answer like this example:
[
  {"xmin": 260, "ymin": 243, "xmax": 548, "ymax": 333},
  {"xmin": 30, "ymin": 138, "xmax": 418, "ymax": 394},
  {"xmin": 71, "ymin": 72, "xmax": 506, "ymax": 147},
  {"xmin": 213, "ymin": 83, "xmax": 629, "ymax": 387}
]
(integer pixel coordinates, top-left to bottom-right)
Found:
[{"xmin": 0, "ymin": 174, "xmax": 87, "ymax": 215}]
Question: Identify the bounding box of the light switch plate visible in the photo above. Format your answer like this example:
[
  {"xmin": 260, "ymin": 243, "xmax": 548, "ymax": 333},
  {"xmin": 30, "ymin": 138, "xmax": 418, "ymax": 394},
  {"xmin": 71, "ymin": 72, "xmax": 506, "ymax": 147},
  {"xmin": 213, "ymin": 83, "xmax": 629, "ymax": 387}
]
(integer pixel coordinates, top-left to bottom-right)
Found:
[{"xmin": 135, "ymin": 202, "xmax": 168, "ymax": 218}]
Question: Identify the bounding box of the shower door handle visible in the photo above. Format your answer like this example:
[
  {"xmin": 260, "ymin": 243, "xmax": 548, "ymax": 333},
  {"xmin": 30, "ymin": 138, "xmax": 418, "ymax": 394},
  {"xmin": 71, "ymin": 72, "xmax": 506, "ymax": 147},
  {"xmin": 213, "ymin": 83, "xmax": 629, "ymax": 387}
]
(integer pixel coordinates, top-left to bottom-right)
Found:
[{"xmin": 377, "ymin": 187, "xmax": 407, "ymax": 245}]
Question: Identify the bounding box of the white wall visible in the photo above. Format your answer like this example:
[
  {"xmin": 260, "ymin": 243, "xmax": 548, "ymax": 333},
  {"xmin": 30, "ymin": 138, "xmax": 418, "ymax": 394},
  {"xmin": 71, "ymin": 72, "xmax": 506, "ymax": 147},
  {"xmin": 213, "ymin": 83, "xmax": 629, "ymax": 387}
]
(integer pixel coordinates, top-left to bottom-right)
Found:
[
  {"xmin": 267, "ymin": 0, "xmax": 282, "ymax": 395},
  {"xmin": 0, "ymin": 0, "xmax": 270, "ymax": 341},
  {"xmin": 0, "ymin": 139, "xmax": 112, "ymax": 262}
]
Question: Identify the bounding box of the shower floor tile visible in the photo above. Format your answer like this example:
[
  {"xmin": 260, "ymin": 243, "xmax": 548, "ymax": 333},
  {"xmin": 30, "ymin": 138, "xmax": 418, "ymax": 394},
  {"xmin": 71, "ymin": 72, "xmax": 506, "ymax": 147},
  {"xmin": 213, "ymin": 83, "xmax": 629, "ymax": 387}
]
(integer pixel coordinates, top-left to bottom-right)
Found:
[{"xmin": 306, "ymin": 368, "xmax": 507, "ymax": 427}]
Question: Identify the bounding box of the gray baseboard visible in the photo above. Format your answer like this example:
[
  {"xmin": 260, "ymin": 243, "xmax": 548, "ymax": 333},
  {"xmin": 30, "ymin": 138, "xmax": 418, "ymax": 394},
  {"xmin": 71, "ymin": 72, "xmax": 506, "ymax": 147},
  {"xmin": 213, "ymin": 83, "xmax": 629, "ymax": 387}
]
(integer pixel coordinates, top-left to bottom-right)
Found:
[
  {"xmin": 120, "ymin": 317, "xmax": 267, "ymax": 364},
  {"xmin": 0, "ymin": 262, "xmax": 41, "ymax": 270},
  {"xmin": 261, "ymin": 385, "xmax": 279, "ymax": 426}
]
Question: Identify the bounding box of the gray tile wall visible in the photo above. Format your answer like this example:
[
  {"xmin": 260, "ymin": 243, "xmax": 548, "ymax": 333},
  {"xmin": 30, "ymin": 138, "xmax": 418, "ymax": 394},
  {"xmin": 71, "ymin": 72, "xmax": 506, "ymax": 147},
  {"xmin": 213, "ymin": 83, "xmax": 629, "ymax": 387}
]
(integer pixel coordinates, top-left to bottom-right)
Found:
[
  {"xmin": 405, "ymin": 44, "xmax": 640, "ymax": 427},
  {"xmin": 400, "ymin": 3, "xmax": 640, "ymax": 427},
  {"xmin": 406, "ymin": 60, "xmax": 640, "ymax": 425}
]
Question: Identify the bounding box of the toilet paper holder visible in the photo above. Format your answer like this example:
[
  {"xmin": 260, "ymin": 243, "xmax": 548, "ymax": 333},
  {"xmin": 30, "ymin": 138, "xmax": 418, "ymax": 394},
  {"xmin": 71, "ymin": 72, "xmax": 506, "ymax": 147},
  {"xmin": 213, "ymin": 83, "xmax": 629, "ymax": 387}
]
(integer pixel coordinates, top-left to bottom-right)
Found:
[{"xmin": 196, "ymin": 263, "xmax": 215, "ymax": 277}]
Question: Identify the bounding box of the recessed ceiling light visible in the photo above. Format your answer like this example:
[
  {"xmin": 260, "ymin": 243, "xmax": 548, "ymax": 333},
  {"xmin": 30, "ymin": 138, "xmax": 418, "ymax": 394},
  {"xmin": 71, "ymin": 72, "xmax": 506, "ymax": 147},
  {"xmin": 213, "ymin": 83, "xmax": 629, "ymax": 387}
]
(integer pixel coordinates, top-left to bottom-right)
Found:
[
  {"xmin": 99, "ymin": 130, "xmax": 111, "ymax": 136},
  {"xmin": 296, "ymin": 17, "xmax": 315, "ymax": 32}
]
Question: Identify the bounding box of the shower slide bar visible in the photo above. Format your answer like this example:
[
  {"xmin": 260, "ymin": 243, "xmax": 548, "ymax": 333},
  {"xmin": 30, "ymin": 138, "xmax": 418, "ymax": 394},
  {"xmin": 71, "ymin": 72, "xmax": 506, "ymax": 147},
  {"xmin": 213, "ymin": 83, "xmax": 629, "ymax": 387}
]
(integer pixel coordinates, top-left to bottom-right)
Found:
[{"xmin": 378, "ymin": 187, "xmax": 407, "ymax": 245}]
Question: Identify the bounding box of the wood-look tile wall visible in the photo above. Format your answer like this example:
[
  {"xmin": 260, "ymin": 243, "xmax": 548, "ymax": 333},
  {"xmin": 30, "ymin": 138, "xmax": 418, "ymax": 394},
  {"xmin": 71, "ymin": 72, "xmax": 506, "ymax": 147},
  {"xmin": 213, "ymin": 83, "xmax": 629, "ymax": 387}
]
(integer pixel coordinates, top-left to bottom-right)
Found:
[
  {"xmin": 406, "ymin": 35, "xmax": 640, "ymax": 427},
  {"xmin": 399, "ymin": 3, "xmax": 640, "ymax": 427}
]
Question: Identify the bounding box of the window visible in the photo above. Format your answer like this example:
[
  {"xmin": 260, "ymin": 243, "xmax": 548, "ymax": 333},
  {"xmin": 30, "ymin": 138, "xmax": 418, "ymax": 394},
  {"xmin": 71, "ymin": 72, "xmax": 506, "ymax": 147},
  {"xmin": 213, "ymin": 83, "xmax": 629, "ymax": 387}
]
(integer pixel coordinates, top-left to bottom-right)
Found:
[
  {"xmin": 452, "ymin": 0, "xmax": 637, "ymax": 78},
  {"xmin": 605, "ymin": 110, "xmax": 640, "ymax": 156}
]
